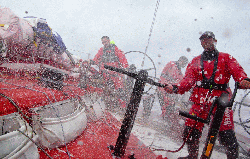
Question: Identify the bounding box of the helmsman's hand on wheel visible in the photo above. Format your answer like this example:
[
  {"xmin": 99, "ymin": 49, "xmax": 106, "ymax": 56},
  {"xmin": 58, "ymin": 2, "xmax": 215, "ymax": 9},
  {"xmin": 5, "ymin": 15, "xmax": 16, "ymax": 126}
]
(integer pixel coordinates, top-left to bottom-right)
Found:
[
  {"xmin": 239, "ymin": 79, "xmax": 250, "ymax": 89},
  {"xmin": 164, "ymin": 84, "xmax": 174, "ymax": 93}
]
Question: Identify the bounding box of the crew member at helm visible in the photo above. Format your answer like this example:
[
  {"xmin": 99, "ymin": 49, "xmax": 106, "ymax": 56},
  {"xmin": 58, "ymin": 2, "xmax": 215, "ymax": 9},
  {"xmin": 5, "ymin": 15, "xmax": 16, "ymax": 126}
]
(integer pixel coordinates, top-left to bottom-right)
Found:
[{"xmin": 164, "ymin": 31, "xmax": 250, "ymax": 159}]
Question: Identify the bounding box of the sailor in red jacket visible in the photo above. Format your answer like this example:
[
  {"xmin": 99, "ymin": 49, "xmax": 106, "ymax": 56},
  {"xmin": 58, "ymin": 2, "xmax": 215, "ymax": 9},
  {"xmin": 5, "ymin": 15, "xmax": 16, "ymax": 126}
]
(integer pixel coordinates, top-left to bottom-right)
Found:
[
  {"xmin": 93, "ymin": 36, "xmax": 129, "ymax": 110},
  {"xmin": 164, "ymin": 31, "xmax": 250, "ymax": 159},
  {"xmin": 157, "ymin": 56, "xmax": 188, "ymax": 119}
]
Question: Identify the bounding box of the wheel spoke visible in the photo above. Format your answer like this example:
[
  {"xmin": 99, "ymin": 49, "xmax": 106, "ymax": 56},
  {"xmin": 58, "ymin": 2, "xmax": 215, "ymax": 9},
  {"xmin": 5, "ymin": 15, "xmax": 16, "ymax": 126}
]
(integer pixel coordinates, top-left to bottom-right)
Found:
[
  {"xmin": 124, "ymin": 51, "xmax": 157, "ymax": 94},
  {"xmin": 238, "ymin": 90, "xmax": 250, "ymax": 135}
]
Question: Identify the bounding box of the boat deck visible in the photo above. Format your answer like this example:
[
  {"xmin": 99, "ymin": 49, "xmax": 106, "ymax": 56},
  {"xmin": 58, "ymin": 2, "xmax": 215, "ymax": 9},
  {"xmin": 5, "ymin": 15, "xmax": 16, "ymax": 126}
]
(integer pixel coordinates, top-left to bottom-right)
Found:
[{"xmin": 39, "ymin": 111, "xmax": 157, "ymax": 159}]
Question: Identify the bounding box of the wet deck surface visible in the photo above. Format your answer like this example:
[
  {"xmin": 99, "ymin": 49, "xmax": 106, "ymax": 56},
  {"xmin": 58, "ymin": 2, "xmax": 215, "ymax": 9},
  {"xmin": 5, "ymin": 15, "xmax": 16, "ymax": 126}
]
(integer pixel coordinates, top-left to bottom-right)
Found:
[
  {"xmin": 138, "ymin": 106, "xmax": 249, "ymax": 158},
  {"xmin": 39, "ymin": 93, "xmax": 249, "ymax": 159},
  {"xmin": 39, "ymin": 111, "xmax": 157, "ymax": 159},
  {"xmin": 111, "ymin": 98, "xmax": 250, "ymax": 159},
  {"xmin": 112, "ymin": 111, "xmax": 227, "ymax": 159}
]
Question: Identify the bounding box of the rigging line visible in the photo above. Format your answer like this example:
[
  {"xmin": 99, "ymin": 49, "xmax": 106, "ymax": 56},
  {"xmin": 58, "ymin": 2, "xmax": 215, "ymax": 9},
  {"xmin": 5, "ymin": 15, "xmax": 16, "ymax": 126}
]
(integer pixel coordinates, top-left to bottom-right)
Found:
[
  {"xmin": 0, "ymin": 79, "xmax": 53, "ymax": 104},
  {"xmin": 0, "ymin": 94, "xmax": 53, "ymax": 158},
  {"xmin": 47, "ymin": 88, "xmax": 71, "ymax": 159},
  {"xmin": 17, "ymin": 129, "xmax": 53, "ymax": 159},
  {"xmin": 0, "ymin": 93, "xmax": 32, "ymax": 121},
  {"xmin": 142, "ymin": 0, "xmax": 160, "ymax": 68}
]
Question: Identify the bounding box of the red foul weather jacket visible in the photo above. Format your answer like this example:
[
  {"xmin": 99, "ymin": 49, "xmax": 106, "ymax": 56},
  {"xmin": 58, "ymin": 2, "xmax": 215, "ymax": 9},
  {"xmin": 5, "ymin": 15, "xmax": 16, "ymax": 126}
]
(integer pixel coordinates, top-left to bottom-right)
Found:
[
  {"xmin": 167, "ymin": 52, "xmax": 248, "ymax": 132},
  {"xmin": 159, "ymin": 61, "xmax": 183, "ymax": 84},
  {"xmin": 158, "ymin": 61, "xmax": 184, "ymax": 114},
  {"xmin": 93, "ymin": 44, "xmax": 129, "ymax": 90}
]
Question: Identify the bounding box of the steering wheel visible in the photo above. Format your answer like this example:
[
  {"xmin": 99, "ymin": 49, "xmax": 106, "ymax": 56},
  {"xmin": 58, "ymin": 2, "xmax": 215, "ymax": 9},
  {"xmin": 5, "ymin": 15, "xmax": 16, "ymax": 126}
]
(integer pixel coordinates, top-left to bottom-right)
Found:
[
  {"xmin": 124, "ymin": 51, "xmax": 157, "ymax": 94},
  {"xmin": 238, "ymin": 90, "xmax": 250, "ymax": 135}
]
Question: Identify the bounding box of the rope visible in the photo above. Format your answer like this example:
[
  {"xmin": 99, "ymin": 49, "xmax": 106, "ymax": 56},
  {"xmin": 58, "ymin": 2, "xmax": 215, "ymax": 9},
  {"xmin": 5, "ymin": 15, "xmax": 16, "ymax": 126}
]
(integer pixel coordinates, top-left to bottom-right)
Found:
[
  {"xmin": 141, "ymin": 0, "xmax": 160, "ymax": 68},
  {"xmin": 17, "ymin": 129, "xmax": 53, "ymax": 159},
  {"xmin": 0, "ymin": 92, "xmax": 53, "ymax": 159},
  {"xmin": 150, "ymin": 123, "xmax": 198, "ymax": 153},
  {"xmin": 46, "ymin": 88, "xmax": 71, "ymax": 159},
  {"xmin": 0, "ymin": 93, "xmax": 33, "ymax": 121}
]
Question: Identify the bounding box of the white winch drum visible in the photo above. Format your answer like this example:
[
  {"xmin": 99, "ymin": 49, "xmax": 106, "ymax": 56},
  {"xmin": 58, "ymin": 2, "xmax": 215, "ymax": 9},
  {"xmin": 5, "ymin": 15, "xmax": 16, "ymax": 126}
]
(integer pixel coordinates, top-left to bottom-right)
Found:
[
  {"xmin": 0, "ymin": 113, "xmax": 37, "ymax": 158},
  {"xmin": 7, "ymin": 134, "xmax": 39, "ymax": 159},
  {"xmin": 4, "ymin": 130, "xmax": 39, "ymax": 159},
  {"xmin": 30, "ymin": 98, "xmax": 87, "ymax": 149}
]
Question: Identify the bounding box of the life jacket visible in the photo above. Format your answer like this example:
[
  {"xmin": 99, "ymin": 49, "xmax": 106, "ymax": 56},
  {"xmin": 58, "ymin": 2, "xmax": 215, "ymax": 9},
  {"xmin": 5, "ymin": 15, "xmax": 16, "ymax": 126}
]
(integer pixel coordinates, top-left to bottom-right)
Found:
[
  {"xmin": 198, "ymin": 50, "xmax": 228, "ymax": 91},
  {"xmin": 101, "ymin": 44, "xmax": 119, "ymax": 63}
]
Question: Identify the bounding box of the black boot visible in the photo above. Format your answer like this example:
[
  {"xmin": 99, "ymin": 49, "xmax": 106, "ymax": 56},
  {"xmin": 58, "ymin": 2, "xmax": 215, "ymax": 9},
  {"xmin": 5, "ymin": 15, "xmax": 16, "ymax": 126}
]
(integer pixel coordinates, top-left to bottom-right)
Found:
[
  {"xmin": 178, "ymin": 140, "xmax": 199, "ymax": 159},
  {"xmin": 178, "ymin": 127, "xmax": 201, "ymax": 159},
  {"xmin": 219, "ymin": 130, "xmax": 239, "ymax": 159}
]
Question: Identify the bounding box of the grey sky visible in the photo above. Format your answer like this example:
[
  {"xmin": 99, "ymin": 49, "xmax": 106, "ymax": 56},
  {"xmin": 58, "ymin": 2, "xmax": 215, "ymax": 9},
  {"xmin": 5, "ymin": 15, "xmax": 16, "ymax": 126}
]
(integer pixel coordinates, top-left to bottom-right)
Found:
[{"xmin": 1, "ymin": 0, "xmax": 250, "ymax": 78}]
